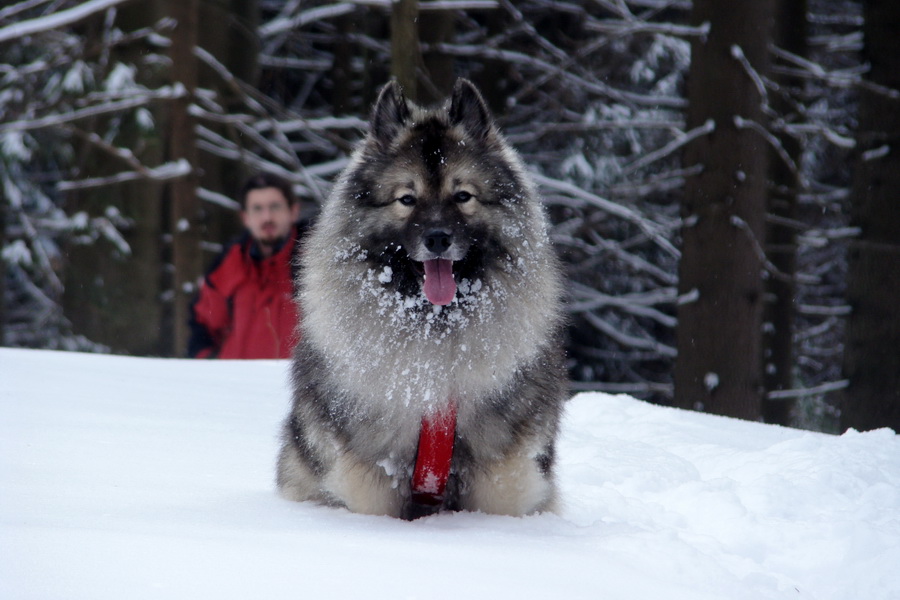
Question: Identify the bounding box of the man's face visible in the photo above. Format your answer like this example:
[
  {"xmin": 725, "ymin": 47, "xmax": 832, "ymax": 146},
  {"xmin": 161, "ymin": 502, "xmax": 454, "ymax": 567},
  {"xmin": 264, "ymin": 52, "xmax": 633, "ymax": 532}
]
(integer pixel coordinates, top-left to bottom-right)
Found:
[{"xmin": 241, "ymin": 187, "xmax": 299, "ymax": 254}]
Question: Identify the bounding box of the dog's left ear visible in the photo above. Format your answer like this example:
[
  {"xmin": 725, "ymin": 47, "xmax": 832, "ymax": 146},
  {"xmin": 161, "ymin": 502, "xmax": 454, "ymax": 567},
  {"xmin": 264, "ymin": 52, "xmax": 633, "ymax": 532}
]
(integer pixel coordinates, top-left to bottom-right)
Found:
[
  {"xmin": 371, "ymin": 80, "xmax": 411, "ymax": 148},
  {"xmin": 449, "ymin": 79, "xmax": 493, "ymax": 141}
]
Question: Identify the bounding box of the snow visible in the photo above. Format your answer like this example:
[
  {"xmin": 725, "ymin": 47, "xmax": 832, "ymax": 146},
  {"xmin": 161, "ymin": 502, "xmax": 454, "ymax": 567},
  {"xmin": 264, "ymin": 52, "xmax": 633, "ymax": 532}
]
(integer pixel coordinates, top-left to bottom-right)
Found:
[
  {"xmin": 1, "ymin": 239, "xmax": 32, "ymax": 267},
  {"xmin": 1, "ymin": 131, "xmax": 32, "ymax": 161},
  {"xmin": 103, "ymin": 63, "xmax": 137, "ymax": 93},
  {"xmin": 1, "ymin": 347, "xmax": 898, "ymax": 600}
]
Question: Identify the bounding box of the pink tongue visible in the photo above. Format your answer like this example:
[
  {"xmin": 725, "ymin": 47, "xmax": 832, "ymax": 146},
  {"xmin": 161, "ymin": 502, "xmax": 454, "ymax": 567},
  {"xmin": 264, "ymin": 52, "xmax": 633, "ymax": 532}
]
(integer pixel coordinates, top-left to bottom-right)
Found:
[{"xmin": 422, "ymin": 259, "xmax": 456, "ymax": 305}]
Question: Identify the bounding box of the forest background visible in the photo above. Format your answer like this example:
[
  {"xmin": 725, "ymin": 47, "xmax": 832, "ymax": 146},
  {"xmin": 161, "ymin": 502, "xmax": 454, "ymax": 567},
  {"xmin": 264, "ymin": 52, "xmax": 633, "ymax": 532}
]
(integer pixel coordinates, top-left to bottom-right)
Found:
[{"xmin": 1, "ymin": 0, "xmax": 898, "ymax": 433}]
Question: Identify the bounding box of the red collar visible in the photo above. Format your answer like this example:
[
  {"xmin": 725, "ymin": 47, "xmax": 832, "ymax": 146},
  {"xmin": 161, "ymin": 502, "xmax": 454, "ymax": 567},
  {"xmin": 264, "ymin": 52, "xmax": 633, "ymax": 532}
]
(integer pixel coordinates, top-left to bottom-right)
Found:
[{"xmin": 411, "ymin": 401, "xmax": 457, "ymax": 507}]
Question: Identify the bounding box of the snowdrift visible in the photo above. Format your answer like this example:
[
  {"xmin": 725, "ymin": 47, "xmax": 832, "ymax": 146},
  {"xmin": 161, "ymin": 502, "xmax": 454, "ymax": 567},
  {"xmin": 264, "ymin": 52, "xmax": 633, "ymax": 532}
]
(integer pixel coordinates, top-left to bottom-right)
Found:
[{"xmin": 1, "ymin": 348, "xmax": 898, "ymax": 599}]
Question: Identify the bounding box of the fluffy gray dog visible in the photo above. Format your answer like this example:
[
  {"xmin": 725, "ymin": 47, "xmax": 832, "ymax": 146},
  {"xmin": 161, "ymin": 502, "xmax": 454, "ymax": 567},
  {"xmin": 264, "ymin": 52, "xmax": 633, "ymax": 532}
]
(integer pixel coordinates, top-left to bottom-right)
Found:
[{"xmin": 276, "ymin": 79, "xmax": 567, "ymax": 519}]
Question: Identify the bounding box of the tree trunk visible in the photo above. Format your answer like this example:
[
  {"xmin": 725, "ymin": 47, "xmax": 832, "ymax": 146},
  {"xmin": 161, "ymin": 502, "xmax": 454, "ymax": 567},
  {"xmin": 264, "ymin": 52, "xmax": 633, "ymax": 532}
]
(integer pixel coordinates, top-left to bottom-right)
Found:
[
  {"xmin": 390, "ymin": 0, "xmax": 420, "ymax": 102},
  {"xmin": 471, "ymin": 8, "xmax": 511, "ymax": 117},
  {"xmin": 197, "ymin": 0, "xmax": 260, "ymax": 267},
  {"xmin": 331, "ymin": 13, "xmax": 356, "ymax": 116},
  {"xmin": 675, "ymin": 0, "xmax": 775, "ymax": 420},
  {"xmin": 840, "ymin": 0, "xmax": 900, "ymax": 432},
  {"xmin": 419, "ymin": 8, "xmax": 456, "ymax": 105},
  {"xmin": 62, "ymin": 0, "xmax": 167, "ymax": 356},
  {"xmin": 167, "ymin": 0, "xmax": 203, "ymax": 356},
  {"xmin": 762, "ymin": 0, "xmax": 807, "ymax": 425}
]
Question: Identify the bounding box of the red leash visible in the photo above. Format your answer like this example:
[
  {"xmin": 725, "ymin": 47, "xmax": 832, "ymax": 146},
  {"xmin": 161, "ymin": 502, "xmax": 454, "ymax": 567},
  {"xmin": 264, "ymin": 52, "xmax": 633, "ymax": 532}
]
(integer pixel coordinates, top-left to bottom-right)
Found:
[{"xmin": 411, "ymin": 401, "xmax": 458, "ymax": 506}]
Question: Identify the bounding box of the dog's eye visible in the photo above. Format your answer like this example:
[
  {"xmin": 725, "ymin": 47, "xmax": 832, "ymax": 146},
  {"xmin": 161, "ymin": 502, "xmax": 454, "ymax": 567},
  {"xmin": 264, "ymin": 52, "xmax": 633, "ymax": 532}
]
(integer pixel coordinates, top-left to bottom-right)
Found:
[
  {"xmin": 397, "ymin": 194, "xmax": 417, "ymax": 206},
  {"xmin": 453, "ymin": 191, "xmax": 473, "ymax": 203}
]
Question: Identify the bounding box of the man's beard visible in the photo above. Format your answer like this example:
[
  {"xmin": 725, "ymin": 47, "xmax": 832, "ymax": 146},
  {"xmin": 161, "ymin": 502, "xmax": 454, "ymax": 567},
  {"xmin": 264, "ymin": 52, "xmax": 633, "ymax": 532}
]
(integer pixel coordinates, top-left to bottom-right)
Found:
[
  {"xmin": 256, "ymin": 223, "xmax": 282, "ymax": 246},
  {"xmin": 252, "ymin": 224, "xmax": 289, "ymax": 258}
]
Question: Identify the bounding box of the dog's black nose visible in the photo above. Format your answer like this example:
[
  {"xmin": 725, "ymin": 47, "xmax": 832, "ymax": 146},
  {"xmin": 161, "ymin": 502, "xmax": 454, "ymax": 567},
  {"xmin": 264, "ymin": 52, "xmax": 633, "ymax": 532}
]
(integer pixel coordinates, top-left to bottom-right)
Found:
[{"xmin": 424, "ymin": 230, "xmax": 452, "ymax": 254}]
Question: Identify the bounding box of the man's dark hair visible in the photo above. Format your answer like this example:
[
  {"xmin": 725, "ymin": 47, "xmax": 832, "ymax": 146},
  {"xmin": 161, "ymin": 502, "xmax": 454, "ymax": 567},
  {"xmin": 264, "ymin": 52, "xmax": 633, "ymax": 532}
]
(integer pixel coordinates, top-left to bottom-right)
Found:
[{"xmin": 238, "ymin": 172, "xmax": 298, "ymax": 210}]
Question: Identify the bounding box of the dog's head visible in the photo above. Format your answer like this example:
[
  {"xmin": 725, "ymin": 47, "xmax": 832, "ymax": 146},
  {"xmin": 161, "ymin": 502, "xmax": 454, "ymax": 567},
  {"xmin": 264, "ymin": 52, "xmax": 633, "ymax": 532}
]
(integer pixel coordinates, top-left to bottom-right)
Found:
[{"xmin": 342, "ymin": 79, "xmax": 534, "ymax": 306}]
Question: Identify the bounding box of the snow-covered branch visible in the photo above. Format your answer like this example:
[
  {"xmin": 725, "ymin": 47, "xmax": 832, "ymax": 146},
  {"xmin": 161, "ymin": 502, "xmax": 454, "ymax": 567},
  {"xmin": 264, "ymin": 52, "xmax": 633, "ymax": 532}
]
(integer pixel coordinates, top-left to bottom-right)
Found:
[
  {"xmin": 730, "ymin": 44, "xmax": 769, "ymax": 103},
  {"xmin": 192, "ymin": 126, "xmax": 336, "ymax": 202},
  {"xmin": 586, "ymin": 19, "xmax": 709, "ymax": 38},
  {"xmin": 535, "ymin": 172, "xmax": 680, "ymax": 258},
  {"xmin": 623, "ymin": 118, "xmax": 714, "ymax": 175},
  {"xmin": 781, "ymin": 122, "xmax": 855, "ymax": 150},
  {"xmin": 552, "ymin": 229, "xmax": 677, "ymax": 285},
  {"xmin": 0, "ymin": 0, "xmax": 137, "ymax": 43},
  {"xmin": 772, "ymin": 45, "xmax": 900, "ymax": 99},
  {"xmin": 0, "ymin": 86, "xmax": 186, "ymax": 134},
  {"xmin": 353, "ymin": 0, "xmax": 499, "ymax": 8},
  {"xmin": 260, "ymin": 3, "xmax": 358, "ymax": 38},
  {"xmin": 260, "ymin": 0, "xmax": 499, "ymax": 39},
  {"xmin": 197, "ymin": 187, "xmax": 241, "ymax": 212},
  {"xmin": 56, "ymin": 160, "xmax": 192, "ymax": 192},
  {"xmin": 733, "ymin": 116, "xmax": 806, "ymax": 186},
  {"xmin": 428, "ymin": 42, "xmax": 685, "ymax": 109},
  {"xmin": 766, "ymin": 379, "xmax": 849, "ymax": 400},
  {"xmin": 584, "ymin": 311, "xmax": 678, "ymax": 357},
  {"xmin": 609, "ymin": 165, "xmax": 703, "ymax": 198},
  {"xmin": 569, "ymin": 380, "xmax": 674, "ymax": 395},
  {"xmin": 5, "ymin": 202, "xmax": 64, "ymax": 296},
  {"xmin": 729, "ymin": 214, "xmax": 818, "ymax": 285},
  {"xmin": 569, "ymin": 282, "xmax": 678, "ymax": 327}
]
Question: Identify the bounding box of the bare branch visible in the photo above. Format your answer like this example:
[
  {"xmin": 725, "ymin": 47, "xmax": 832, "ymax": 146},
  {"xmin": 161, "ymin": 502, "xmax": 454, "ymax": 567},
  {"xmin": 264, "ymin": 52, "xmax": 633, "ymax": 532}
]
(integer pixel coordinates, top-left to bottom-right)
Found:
[
  {"xmin": 534, "ymin": 172, "xmax": 680, "ymax": 258},
  {"xmin": 569, "ymin": 282, "xmax": 678, "ymax": 327}
]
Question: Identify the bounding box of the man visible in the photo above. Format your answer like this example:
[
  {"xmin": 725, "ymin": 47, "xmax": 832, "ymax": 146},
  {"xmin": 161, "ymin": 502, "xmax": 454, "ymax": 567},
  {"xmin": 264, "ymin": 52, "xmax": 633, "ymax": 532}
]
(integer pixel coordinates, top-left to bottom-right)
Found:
[{"xmin": 188, "ymin": 173, "xmax": 303, "ymax": 359}]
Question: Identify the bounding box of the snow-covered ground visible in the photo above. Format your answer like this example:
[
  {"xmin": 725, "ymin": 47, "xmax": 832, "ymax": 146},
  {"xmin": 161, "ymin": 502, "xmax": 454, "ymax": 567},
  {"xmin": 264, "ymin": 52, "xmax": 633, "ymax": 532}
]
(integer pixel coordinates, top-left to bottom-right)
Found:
[{"xmin": 1, "ymin": 348, "xmax": 898, "ymax": 599}]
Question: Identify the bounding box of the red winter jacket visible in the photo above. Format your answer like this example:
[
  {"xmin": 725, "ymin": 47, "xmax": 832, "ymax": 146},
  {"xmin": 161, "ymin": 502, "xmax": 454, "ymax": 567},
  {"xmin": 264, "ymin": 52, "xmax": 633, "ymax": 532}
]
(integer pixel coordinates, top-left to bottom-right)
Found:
[{"xmin": 188, "ymin": 228, "xmax": 300, "ymax": 359}]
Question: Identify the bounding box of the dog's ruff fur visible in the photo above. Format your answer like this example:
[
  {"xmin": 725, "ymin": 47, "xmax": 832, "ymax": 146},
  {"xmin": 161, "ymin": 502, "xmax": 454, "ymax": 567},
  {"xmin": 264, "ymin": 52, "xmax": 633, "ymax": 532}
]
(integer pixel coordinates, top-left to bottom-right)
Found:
[{"xmin": 276, "ymin": 79, "xmax": 567, "ymax": 519}]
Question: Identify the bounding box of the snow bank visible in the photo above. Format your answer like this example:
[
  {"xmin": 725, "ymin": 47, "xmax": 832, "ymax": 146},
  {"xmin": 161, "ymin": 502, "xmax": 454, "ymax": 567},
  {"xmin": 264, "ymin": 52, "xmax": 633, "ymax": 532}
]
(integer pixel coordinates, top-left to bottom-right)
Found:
[{"xmin": 1, "ymin": 348, "xmax": 897, "ymax": 599}]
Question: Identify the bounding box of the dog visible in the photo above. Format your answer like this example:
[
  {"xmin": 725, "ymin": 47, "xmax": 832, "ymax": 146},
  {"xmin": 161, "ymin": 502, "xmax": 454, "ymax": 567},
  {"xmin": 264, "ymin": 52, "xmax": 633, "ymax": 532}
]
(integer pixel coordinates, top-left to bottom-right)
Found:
[{"xmin": 276, "ymin": 79, "xmax": 567, "ymax": 519}]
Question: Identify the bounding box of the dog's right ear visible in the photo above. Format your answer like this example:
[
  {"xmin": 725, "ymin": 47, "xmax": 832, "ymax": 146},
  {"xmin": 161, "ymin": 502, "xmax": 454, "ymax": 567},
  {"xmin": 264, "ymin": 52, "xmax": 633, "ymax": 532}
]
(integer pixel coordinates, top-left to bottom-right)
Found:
[
  {"xmin": 449, "ymin": 78, "xmax": 493, "ymax": 142},
  {"xmin": 371, "ymin": 80, "xmax": 410, "ymax": 148}
]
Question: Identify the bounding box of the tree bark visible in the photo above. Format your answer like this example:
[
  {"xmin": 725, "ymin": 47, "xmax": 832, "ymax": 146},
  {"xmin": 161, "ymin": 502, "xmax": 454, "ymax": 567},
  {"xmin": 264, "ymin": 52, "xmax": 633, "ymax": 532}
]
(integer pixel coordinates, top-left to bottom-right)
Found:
[
  {"xmin": 471, "ymin": 8, "xmax": 511, "ymax": 117},
  {"xmin": 331, "ymin": 13, "xmax": 356, "ymax": 116},
  {"xmin": 762, "ymin": 0, "xmax": 807, "ymax": 425},
  {"xmin": 167, "ymin": 0, "xmax": 202, "ymax": 356},
  {"xmin": 840, "ymin": 0, "xmax": 900, "ymax": 432},
  {"xmin": 675, "ymin": 0, "xmax": 775, "ymax": 420},
  {"xmin": 390, "ymin": 0, "xmax": 421, "ymax": 102},
  {"xmin": 197, "ymin": 0, "xmax": 260, "ymax": 266}
]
